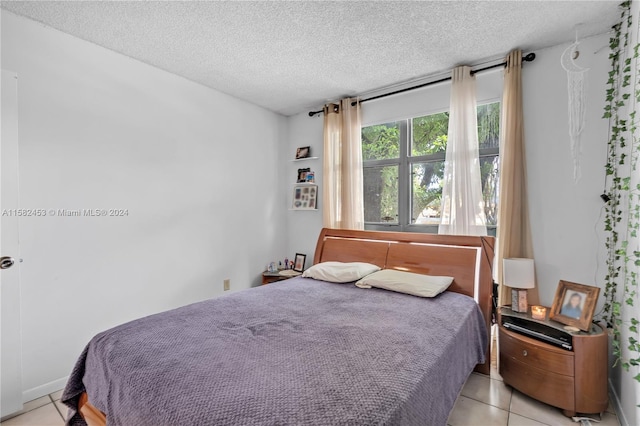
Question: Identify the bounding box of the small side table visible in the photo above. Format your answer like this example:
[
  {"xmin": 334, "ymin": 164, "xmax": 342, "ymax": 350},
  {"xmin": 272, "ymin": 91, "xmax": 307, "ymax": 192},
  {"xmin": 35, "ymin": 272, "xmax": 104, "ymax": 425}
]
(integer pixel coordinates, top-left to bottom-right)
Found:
[
  {"xmin": 262, "ymin": 271, "xmax": 291, "ymax": 285},
  {"xmin": 498, "ymin": 306, "xmax": 608, "ymax": 417}
]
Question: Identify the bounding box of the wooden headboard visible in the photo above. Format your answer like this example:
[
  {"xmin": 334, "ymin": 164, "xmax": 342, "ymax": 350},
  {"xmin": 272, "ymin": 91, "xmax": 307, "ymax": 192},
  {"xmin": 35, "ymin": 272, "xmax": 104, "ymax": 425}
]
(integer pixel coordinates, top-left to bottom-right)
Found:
[{"xmin": 313, "ymin": 228, "xmax": 495, "ymax": 374}]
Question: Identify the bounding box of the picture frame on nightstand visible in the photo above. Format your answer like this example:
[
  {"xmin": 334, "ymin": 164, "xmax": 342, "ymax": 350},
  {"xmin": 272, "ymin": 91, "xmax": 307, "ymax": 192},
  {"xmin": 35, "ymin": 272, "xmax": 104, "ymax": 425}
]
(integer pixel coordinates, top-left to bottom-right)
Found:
[
  {"xmin": 549, "ymin": 280, "xmax": 600, "ymax": 332},
  {"xmin": 293, "ymin": 253, "xmax": 306, "ymax": 272}
]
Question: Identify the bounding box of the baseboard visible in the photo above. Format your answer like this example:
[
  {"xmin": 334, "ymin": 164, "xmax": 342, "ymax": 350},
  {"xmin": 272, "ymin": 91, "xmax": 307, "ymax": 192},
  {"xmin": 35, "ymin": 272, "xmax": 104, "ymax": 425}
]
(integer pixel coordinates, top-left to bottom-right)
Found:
[
  {"xmin": 22, "ymin": 376, "xmax": 68, "ymax": 403},
  {"xmin": 608, "ymin": 378, "xmax": 629, "ymax": 426}
]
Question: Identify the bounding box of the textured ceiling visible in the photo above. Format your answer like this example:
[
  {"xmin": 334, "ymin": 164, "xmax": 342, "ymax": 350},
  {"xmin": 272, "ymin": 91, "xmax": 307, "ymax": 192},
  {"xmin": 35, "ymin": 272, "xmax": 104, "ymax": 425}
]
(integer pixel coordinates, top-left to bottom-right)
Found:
[{"xmin": 1, "ymin": 1, "xmax": 620, "ymax": 116}]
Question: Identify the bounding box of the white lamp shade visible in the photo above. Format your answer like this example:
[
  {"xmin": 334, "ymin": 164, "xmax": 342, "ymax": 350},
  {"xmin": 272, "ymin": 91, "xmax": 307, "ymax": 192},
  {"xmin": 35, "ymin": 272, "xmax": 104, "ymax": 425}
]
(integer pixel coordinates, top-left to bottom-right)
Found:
[{"xmin": 503, "ymin": 258, "xmax": 535, "ymax": 289}]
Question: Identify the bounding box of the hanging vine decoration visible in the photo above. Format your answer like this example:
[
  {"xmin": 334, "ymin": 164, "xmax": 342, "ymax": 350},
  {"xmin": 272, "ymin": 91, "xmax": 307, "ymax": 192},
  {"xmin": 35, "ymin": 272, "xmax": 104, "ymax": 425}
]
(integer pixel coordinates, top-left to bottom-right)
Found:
[
  {"xmin": 628, "ymin": 0, "xmax": 640, "ymax": 381},
  {"xmin": 602, "ymin": 0, "xmax": 640, "ymax": 383},
  {"xmin": 602, "ymin": 2, "xmax": 624, "ymax": 337}
]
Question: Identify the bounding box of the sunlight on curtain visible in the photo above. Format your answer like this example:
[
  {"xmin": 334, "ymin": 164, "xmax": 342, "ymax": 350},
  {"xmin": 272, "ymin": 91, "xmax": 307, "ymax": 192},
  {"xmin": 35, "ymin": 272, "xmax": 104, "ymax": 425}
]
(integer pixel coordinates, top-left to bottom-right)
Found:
[
  {"xmin": 496, "ymin": 50, "xmax": 540, "ymax": 306},
  {"xmin": 439, "ymin": 66, "xmax": 487, "ymax": 236},
  {"xmin": 322, "ymin": 98, "xmax": 364, "ymax": 230}
]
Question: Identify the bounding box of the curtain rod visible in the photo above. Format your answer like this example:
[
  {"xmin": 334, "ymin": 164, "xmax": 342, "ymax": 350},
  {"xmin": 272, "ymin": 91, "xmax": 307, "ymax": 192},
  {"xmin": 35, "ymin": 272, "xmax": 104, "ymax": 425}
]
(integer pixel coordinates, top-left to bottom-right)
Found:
[{"xmin": 308, "ymin": 52, "xmax": 536, "ymax": 117}]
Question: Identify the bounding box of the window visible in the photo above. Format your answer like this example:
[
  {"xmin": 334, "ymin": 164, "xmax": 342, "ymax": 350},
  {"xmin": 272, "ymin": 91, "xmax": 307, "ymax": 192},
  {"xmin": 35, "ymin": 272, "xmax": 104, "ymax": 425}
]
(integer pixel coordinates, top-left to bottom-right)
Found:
[{"xmin": 361, "ymin": 102, "xmax": 500, "ymax": 236}]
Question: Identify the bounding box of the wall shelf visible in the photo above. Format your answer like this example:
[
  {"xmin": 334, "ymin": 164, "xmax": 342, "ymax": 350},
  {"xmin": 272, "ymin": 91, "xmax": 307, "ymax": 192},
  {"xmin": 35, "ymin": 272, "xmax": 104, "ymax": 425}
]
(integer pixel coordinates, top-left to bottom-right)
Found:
[{"xmin": 291, "ymin": 157, "xmax": 319, "ymax": 162}]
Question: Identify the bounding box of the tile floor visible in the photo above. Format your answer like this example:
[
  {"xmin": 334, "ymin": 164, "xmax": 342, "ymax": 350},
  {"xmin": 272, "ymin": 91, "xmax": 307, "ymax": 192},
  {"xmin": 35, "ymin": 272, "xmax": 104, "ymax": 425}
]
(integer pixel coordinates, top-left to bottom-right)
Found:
[
  {"xmin": 1, "ymin": 390, "xmax": 65, "ymax": 426},
  {"xmin": 1, "ymin": 361, "xmax": 621, "ymax": 426},
  {"xmin": 446, "ymin": 366, "xmax": 620, "ymax": 426}
]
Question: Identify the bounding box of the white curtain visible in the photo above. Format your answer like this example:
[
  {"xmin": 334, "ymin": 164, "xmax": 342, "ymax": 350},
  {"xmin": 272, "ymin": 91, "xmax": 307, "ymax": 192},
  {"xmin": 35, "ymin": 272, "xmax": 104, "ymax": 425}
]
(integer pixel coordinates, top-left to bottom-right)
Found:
[
  {"xmin": 439, "ymin": 66, "xmax": 487, "ymax": 236},
  {"xmin": 322, "ymin": 98, "xmax": 365, "ymax": 230}
]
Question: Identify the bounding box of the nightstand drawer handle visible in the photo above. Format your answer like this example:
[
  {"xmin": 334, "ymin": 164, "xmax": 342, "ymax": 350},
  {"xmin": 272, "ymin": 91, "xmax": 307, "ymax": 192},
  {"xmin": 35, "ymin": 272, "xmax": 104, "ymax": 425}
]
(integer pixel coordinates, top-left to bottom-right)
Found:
[{"xmin": 522, "ymin": 350, "xmax": 528, "ymax": 357}]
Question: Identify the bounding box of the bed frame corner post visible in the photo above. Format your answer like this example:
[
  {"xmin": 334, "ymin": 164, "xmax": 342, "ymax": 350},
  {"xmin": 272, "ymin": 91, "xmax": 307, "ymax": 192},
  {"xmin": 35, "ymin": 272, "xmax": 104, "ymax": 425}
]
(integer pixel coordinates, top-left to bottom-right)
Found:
[{"xmin": 476, "ymin": 236, "xmax": 495, "ymax": 375}]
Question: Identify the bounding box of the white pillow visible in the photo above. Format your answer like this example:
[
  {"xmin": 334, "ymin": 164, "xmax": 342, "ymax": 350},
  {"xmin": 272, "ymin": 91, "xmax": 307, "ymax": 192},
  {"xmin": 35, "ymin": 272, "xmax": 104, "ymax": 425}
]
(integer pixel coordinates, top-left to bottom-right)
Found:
[
  {"xmin": 355, "ymin": 269, "xmax": 454, "ymax": 298},
  {"xmin": 302, "ymin": 261, "xmax": 381, "ymax": 283}
]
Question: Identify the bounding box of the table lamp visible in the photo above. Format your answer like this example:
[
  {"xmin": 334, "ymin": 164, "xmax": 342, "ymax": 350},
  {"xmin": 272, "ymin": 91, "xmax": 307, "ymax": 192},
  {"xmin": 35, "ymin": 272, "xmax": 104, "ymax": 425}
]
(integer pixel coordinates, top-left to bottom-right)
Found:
[{"xmin": 503, "ymin": 258, "xmax": 535, "ymax": 313}]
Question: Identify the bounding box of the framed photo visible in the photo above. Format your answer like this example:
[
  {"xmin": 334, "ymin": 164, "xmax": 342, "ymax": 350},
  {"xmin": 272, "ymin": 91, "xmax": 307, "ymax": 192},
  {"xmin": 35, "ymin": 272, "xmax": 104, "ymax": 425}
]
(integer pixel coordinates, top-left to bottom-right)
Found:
[
  {"xmin": 292, "ymin": 185, "xmax": 317, "ymax": 210},
  {"xmin": 297, "ymin": 168, "xmax": 310, "ymax": 183},
  {"xmin": 550, "ymin": 280, "xmax": 600, "ymax": 332},
  {"xmin": 295, "ymin": 146, "xmax": 311, "ymax": 159},
  {"xmin": 293, "ymin": 253, "xmax": 306, "ymax": 272}
]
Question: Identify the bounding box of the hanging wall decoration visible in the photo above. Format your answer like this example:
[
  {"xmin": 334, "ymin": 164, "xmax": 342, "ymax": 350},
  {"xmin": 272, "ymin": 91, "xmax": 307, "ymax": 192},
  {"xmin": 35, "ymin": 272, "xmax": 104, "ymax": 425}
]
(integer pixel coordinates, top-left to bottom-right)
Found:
[{"xmin": 561, "ymin": 31, "xmax": 590, "ymax": 183}]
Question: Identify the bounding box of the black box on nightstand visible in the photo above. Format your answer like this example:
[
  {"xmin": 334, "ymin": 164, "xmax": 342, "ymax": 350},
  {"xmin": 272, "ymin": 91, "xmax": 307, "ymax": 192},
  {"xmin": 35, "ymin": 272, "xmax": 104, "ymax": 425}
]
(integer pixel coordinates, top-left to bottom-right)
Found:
[{"xmin": 500, "ymin": 307, "xmax": 573, "ymax": 350}]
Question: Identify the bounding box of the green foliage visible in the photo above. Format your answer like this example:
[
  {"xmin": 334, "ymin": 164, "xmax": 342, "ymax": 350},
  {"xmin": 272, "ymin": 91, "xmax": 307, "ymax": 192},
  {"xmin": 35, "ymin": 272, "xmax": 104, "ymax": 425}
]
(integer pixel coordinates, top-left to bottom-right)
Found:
[
  {"xmin": 477, "ymin": 103, "xmax": 501, "ymax": 149},
  {"xmin": 411, "ymin": 160, "xmax": 445, "ymax": 222},
  {"xmin": 411, "ymin": 112, "xmax": 449, "ymax": 156},
  {"xmin": 362, "ymin": 123, "xmax": 400, "ymax": 161},
  {"xmin": 601, "ymin": 0, "xmax": 640, "ymax": 388},
  {"xmin": 362, "ymin": 103, "xmax": 501, "ymax": 225},
  {"xmin": 411, "ymin": 112, "xmax": 449, "ymax": 222}
]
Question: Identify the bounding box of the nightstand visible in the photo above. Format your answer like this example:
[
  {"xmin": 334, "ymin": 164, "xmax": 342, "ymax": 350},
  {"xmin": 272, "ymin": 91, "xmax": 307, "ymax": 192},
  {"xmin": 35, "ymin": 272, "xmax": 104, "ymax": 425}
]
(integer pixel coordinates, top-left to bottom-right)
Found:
[
  {"xmin": 261, "ymin": 271, "xmax": 292, "ymax": 285},
  {"xmin": 498, "ymin": 307, "xmax": 608, "ymax": 417}
]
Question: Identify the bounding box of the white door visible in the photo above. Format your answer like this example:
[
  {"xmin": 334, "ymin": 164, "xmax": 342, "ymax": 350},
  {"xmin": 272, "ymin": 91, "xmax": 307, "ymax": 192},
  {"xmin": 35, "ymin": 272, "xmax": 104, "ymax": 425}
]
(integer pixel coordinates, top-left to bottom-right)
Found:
[{"xmin": 0, "ymin": 71, "xmax": 23, "ymax": 418}]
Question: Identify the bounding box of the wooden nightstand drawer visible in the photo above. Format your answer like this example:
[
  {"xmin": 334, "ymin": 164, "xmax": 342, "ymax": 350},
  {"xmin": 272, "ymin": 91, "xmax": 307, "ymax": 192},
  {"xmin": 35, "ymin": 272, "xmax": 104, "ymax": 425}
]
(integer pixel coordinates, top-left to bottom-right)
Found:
[
  {"xmin": 262, "ymin": 274, "xmax": 289, "ymax": 285},
  {"xmin": 500, "ymin": 327, "xmax": 574, "ymax": 376},
  {"xmin": 500, "ymin": 354, "xmax": 575, "ymax": 411}
]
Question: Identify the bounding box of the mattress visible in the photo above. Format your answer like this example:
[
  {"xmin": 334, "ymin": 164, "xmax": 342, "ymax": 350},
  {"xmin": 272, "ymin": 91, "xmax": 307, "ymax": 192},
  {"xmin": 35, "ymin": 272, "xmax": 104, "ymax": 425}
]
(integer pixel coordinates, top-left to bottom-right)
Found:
[{"xmin": 62, "ymin": 276, "xmax": 487, "ymax": 426}]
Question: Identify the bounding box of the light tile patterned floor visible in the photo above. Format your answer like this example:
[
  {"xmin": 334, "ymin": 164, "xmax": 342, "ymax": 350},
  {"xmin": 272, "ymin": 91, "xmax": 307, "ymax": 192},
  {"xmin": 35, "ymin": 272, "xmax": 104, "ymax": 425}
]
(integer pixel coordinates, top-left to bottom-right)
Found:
[
  {"xmin": 1, "ymin": 366, "xmax": 620, "ymax": 426},
  {"xmin": 1, "ymin": 391, "xmax": 65, "ymax": 426},
  {"xmin": 447, "ymin": 368, "xmax": 620, "ymax": 426}
]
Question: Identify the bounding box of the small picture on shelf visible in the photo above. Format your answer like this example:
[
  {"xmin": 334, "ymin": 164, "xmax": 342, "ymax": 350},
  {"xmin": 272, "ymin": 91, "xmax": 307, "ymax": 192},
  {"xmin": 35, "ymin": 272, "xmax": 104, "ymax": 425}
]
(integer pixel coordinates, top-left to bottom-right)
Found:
[
  {"xmin": 295, "ymin": 146, "xmax": 311, "ymax": 159},
  {"xmin": 297, "ymin": 168, "xmax": 310, "ymax": 183},
  {"xmin": 292, "ymin": 185, "xmax": 317, "ymax": 210},
  {"xmin": 306, "ymin": 171, "xmax": 315, "ymax": 183}
]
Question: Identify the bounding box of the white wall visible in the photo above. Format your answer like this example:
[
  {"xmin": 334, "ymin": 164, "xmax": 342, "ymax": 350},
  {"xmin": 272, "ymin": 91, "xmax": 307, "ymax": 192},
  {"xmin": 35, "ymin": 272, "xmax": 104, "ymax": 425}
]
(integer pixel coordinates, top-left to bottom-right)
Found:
[
  {"xmin": 523, "ymin": 34, "xmax": 610, "ymax": 307},
  {"xmin": 2, "ymin": 11, "xmax": 287, "ymax": 400},
  {"xmin": 286, "ymin": 113, "xmax": 323, "ymax": 265}
]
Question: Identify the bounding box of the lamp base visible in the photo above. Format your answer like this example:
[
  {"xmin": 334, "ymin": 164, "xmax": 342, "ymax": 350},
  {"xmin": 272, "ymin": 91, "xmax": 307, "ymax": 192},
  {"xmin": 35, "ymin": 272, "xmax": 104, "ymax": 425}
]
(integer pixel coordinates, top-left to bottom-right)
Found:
[{"xmin": 511, "ymin": 288, "xmax": 529, "ymax": 313}]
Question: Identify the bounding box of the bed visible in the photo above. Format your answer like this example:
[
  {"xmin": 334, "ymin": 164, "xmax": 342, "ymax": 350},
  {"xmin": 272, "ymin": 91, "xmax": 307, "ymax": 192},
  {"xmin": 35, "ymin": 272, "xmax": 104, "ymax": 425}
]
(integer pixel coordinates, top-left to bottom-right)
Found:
[{"xmin": 62, "ymin": 228, "xmax": 495, "ymax": 426}]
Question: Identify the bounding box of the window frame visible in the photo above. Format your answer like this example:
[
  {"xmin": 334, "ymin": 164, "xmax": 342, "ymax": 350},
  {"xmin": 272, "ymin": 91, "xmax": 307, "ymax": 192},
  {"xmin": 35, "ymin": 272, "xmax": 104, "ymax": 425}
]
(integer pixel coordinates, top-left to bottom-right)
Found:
[{"xmin": 362, "ymin": 103, "xmax": 499, "ymax": 236}]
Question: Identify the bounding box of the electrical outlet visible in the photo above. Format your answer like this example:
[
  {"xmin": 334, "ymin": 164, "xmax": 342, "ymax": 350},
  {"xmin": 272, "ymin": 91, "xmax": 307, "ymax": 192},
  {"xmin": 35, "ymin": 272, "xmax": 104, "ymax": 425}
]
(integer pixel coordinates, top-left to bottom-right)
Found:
[{"xmin": 223, "ymin": 279, "xmax": 230, "ymax": 291}]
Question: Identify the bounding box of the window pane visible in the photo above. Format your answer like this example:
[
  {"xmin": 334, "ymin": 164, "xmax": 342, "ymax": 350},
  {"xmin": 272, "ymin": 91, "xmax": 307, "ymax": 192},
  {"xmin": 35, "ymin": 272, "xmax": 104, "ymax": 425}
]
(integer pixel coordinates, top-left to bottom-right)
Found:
[
  {"xmin": 361, "ymin": 122, "xmax": 400, "ymax": 161},
  {"xmin": 411, "ymin": 112, "xmax": 448, "ymax": 157},
  {"xmin": 477, "ymin": 102, "xmax": 501, "ymax": 149},
  {"xmin": 480, "ymin": 155, "xmax": 499, "ymax": 226},
  {"xmin": 363, "ymin": 165, "xmax": 398, "ymax": 223},
  {"xmin": 362, "ymin": 102, "xmax": 500, "ymax": 233},
  {"xmin": 411, "ymin": 161, "xmax": 444, "ymax": 224},
  {"xmin": 410, "ymin": 103, "xmax": 500, "ymax": 156}
]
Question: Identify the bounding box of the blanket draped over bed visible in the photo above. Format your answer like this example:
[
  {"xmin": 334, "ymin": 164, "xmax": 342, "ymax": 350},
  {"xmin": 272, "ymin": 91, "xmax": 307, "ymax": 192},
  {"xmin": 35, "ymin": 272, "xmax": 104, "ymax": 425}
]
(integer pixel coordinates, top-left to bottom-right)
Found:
[{"xmin": 62, "ymin": 277, "xmax": 487, "ymax": 426}]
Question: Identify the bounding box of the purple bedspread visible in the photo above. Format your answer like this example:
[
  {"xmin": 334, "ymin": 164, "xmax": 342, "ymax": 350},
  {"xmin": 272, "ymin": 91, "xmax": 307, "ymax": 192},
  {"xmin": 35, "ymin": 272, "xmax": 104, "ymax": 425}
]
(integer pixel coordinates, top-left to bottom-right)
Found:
[{"xmin": 62, "ymin": 277, "xmax": 487, "ymax": 426}]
